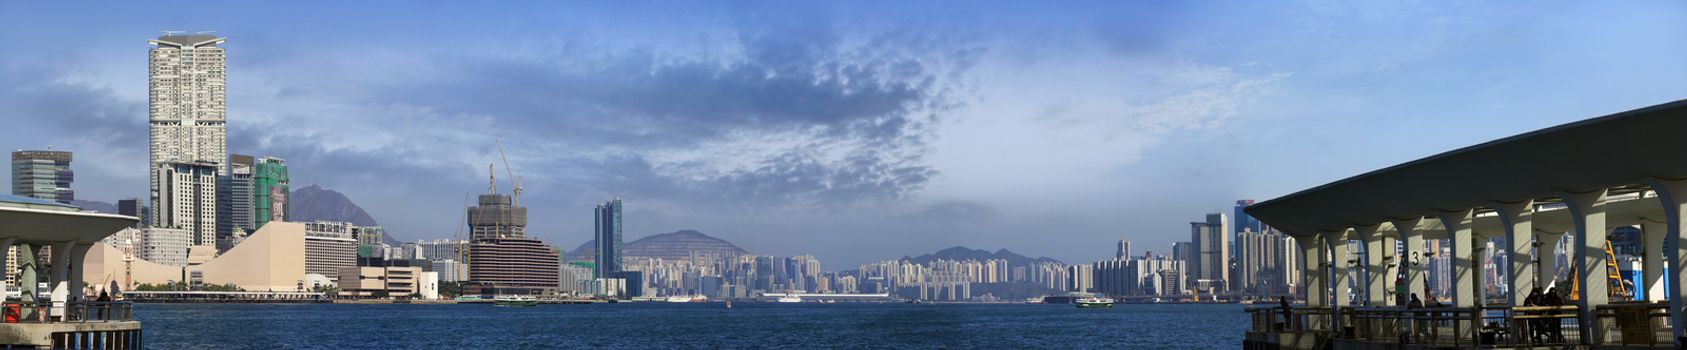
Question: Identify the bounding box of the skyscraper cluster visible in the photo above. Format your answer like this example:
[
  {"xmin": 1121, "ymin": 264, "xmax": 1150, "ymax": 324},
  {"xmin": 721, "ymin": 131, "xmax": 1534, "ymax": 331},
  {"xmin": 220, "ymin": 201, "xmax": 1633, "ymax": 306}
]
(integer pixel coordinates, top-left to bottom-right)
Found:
[
  {"xmin": 129, "ymin": 34, "xmax": 293, "ymax": 267},
  {"xmin": 1084, "ymin": 199, "xmax": 1300, "ymax": 300}
]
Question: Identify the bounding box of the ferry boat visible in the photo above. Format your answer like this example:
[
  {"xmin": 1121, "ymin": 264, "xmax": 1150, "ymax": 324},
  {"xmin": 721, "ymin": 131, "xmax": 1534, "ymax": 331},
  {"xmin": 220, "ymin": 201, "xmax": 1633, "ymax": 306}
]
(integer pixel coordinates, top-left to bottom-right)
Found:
[
  {"xmin": 493, "ymin": 295, "xmax": 539, "ymax": 307},
  {"xmin": 666, "ymin": 295, "xmax": 709, "ymax": 303},
  {"xmin": 1074, "ymin": 297, "xmax": 1115, "ymax": 308},
  {"xmin": 776, "ymin": 295, "xmax": 803, "ymax": 303}
]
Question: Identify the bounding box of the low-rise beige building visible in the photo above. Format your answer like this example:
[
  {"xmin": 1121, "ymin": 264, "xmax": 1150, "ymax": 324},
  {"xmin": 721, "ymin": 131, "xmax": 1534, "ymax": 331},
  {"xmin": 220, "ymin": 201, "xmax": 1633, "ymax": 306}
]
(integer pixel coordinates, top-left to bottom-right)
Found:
[
  {"xmin": 84, "ymin": 222, "xmax": 308, "ymax": 292},
  {"xmin": 337, "ymin": 266, "xmax": 422, "ymax": 298}
]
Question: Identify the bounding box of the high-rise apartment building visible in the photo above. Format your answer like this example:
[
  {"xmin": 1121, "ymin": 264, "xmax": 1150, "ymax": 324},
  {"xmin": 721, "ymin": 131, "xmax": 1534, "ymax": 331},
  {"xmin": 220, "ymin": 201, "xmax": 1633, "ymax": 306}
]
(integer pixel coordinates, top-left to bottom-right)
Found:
[
  {"xmin": 138, "ymin": 227, "xmax": 191, "ymax": 267},
  {"xmin": 11, "ymin": 150, "xmax": 74, "ymax": 204},
  {"xmin": 1116, "ymin": 238, "xmax": 1131, "ymax": 260},
  {"xmin": 1234, "ymin": 199, "xmax": 1263, "ymax": 234},
  {"xmin": 151, "ymin": 162, "xmax": 218, "ymax": 248},
  {"xmin": 216, "ymin": 154, "xmax": 255, "ymax": 252},
  {"xmin": 1234, "ymin": 228, "xmax": 1297, "ymax": 297},
  {"xmin": 1189, "ymin": 213, "xmax": 1229, "ymax": 293},
  {"xmin": 594, "ymin": 198, "xmax": 623, "ymax": 279},
  {"xmin": 253, "ymin": 156, "xmax": 289, "ymax": 228},
  {"xmin": 149, "ymin": 34, "xmax": 227, "ymax": 251}
]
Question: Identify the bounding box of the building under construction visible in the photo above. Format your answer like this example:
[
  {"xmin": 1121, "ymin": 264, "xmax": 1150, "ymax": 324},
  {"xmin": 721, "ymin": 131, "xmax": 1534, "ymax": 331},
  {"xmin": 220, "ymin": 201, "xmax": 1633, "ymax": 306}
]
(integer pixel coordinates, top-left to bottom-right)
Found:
[
  {"xmin": 464, "ymin": 147, "xmax": 559, "ymax": 296},
  {"xmin": 467, "ymin": 193, "xmax": 526, "ymax": 241}
]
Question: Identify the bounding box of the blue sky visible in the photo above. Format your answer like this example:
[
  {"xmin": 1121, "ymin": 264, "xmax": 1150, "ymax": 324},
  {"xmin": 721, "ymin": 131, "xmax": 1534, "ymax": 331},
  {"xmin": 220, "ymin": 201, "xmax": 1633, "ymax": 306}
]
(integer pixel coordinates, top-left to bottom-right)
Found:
[{"xmin": 2, "ymin": 1, "xmax": 1684, "ymax": 267}]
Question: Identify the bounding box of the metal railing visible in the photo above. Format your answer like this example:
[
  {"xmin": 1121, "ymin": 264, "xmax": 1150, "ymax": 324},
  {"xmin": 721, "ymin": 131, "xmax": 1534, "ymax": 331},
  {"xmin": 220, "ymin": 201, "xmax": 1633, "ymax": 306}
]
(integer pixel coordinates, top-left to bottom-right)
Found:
[
  {"xmin": 1246, "ymin": 305, "xmax": 1332, "ymax": 333},
  {"xmin": 1254, "ymin": 303, "xmax": 1685, "ymax": 347},
  {"xmin": 63, "ymin": 301, "xmax": 134, "ymax": 323},
  {"xmin": 1484, "ymin": 305, "xmax": 1582, "ymax": 347},
  {"xmin": 2, "ymin": 301, "xmax": 134, "ymax": 324},
  {"xmin": 1594, "ymin": 301, "xmax": 1672, "ymax": 346},
  {"xmin": 1347, "ymin": 306, "xmax": 1484, "ymax": 347}
]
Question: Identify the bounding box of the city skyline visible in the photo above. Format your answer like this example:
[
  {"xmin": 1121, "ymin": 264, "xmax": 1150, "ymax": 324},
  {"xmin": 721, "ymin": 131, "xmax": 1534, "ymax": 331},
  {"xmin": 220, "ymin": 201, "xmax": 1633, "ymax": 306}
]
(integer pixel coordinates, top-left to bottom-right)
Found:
[{"xmin": 1, "ymin": 2, "xmax": 1685, "ymax": 267}]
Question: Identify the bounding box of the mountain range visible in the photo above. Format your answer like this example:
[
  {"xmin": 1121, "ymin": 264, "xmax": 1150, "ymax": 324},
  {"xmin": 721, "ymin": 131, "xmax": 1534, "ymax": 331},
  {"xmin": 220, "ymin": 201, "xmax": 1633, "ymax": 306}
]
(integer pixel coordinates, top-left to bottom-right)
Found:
[
  {"xmin": 900, "ymin": 246, "xmax": 1066, "ymax": 266},
  {"xmin": 570, "ymin": 229, "xmax": 749, "ymax": 262}
]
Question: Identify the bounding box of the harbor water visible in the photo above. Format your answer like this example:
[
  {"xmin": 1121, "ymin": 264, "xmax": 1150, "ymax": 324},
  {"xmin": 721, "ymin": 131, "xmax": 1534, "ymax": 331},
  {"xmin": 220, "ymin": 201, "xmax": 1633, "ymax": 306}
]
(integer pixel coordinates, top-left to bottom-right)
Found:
[{"xmin": 137, "ymin": 302, "xmax": 1247, "ymax": 349}]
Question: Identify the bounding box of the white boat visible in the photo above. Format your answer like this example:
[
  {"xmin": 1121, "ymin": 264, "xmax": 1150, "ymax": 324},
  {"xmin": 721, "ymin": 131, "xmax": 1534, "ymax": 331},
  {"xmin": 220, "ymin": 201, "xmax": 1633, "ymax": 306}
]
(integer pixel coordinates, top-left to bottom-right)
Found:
[
  {"xmin": 1075, "ymin": 297, "xmax": 1116, "ymax": 308},
  {"xmin": 493, "ymin": 295, "xmax": 539, "ymax": 307},
  {"xmin": 776, "ymin": 295, "xmax": 803, "ymax": 303},
  {"xmin": 665, "ymin": 295, "xmax": 708, "ymax": 303}
]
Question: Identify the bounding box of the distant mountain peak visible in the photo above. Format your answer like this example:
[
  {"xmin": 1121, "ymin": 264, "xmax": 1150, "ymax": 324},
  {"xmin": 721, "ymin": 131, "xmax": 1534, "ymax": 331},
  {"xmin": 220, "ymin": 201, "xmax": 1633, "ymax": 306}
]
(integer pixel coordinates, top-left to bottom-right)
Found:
[
  {"xmin": 290, "ymin": 185, "xmax": 402, "ymax": 245},
  {"xmin": 570, "ymin": 229, "xmax": 748, "ymax": 262},
  {"xmin": 901, "ymin": 245, "xmax": 1064, "ymax": 266}
]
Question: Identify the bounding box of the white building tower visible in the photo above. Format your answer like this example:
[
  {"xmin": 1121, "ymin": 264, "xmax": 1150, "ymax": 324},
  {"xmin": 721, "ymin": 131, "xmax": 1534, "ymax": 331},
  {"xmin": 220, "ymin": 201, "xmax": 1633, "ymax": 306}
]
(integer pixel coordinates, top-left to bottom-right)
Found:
[{"xmin": 148, "ymin": 33, "xmax": 227, "ymax": 250}]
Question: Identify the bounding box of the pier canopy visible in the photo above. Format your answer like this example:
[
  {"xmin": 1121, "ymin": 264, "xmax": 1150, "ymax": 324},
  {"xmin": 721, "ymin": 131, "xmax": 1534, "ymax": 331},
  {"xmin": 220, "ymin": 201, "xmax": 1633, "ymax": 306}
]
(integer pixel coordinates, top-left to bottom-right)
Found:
[
  {"xmin": 1247, "ymin": 99, "xmax": 1687, "ymax": 235},
  {"xmin": 1242, "ymin": 99, "xmax": 1687, "ymax": 349},
  {"xmin": 0, "ymin": 194, "xmax": 136, "ymax": 243}
]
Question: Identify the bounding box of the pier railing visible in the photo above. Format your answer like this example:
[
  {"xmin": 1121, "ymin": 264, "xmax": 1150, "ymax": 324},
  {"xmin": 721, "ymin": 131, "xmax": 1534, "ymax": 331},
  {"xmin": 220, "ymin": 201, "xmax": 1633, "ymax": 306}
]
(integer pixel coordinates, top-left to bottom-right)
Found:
[
  {"xmin": 1246, "ymin": 306, "xmax": 1332, "ymax": 333},
  {"xmin": 1593, "ymin": 301, "xmax": 1672, "ymax": 346},
  {"xmin": 1347, "ymin": 306, "xmax": 1484, "ymax": 347},
  {"xmin": 63, "ymin": 301, "xmax": 134, "ymax": 323},
  {"xmin": 1247, "ymin": 303, "xmax": 1681, "ymax": 347},
  {"xmin": 1, "ymin": 301, "xmax": 134, "ymax": 324}
]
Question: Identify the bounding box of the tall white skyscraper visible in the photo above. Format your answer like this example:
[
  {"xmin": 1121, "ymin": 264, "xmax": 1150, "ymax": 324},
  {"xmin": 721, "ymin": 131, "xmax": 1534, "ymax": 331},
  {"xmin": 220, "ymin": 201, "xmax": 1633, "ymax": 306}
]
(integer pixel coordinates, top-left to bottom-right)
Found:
[{"xmin": 148, "ymin": 34, "xmax": 227, "ymax": 249}]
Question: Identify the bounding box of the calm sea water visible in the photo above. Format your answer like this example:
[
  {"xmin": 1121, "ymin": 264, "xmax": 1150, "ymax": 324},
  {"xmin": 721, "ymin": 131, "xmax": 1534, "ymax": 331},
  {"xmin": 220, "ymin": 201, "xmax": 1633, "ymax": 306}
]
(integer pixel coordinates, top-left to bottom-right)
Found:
[{"xmin": 136, "ymin": 302, "xmax": 1247, "ymax": 349}]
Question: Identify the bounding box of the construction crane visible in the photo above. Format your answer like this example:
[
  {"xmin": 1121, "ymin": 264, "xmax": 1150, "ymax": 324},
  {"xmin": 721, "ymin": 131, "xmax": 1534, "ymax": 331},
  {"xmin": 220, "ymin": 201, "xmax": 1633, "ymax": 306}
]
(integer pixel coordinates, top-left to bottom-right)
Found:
[{"xmin": 496, "ymin": 139, "xmax": 523, "ymax": 206}]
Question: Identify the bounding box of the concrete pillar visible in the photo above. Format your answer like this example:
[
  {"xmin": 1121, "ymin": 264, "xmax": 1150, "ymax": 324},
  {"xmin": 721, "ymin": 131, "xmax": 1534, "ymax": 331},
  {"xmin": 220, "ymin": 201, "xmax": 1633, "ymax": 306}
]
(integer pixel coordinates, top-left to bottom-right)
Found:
[
  {"xmin": 1439, "ymin": 209, "xmax": 1478, "ymax": 307},
  {"xmin": 1560, "ymin": 189, "xmax": 1608, "ymax": 344},
  {"xmin": 1393, "ymin": 217, "xmax": 1426, "ymax": 305},
  {"xmin": 1325, "ymin": 230, "xmax": 1352, "ymax": 333},
  {"xmin": 15, "ymin": 245, "xmax": 37, "ymax": 321},
  {"xmin": 1327, "ymin": 230, "xmax": 1354, "ymax": 308},
  {"xmin": 1493, "ymin": 201, "xmax": 1536, "ymax": 306},
  {"xmin": 1355, "ymin": 224, "xmax": 1389, "ymax": 306},
  {"xmin": 1643, "ymin": 219, "xmax": 1667, "ymax": 302},
  {"xmin": 48, "ymin": 241, "xmax": 72, "ymax": 319},
  {"xmin": 1297, "ymin": 234, "xmax": 1327, "ymax": 307},
  {"xmin": 0, "ymin": 238, "xmax": 13, "ymax": 303},
  {"xmin": 1647, "ymin": 178, "xmax": 1687, "ymax": 345},
  {"xmin": 68, "ymin": 243, "xmax": 92, "ymax": 302}
]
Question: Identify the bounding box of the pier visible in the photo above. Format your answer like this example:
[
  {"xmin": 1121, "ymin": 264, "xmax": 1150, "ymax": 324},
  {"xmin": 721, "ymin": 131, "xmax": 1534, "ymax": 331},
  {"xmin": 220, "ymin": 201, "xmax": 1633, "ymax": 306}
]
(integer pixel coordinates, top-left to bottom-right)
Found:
[
  {"xmin": 0, "ymin": 195, "xmax": 143, "ymax": 349},
  {"xmin": 1242, "ymin": 100, "xmax": 1687, "ymax": 349}
]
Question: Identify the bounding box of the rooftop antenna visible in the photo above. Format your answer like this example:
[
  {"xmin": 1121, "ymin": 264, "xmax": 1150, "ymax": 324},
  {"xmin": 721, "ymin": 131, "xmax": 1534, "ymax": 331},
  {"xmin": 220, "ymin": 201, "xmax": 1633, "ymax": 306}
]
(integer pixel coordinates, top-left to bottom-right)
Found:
[{"xmin": 495, "ymin": 139, "xmax": 523, "ymax": 206}]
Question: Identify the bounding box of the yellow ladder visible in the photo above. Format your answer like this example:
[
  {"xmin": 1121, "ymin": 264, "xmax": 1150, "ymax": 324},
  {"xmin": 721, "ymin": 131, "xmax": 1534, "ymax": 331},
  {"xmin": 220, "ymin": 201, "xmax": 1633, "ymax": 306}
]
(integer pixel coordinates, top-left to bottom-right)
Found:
[{"xmin": 1606, "ymin": 242, "xmax": 1629, "ymax": 300}]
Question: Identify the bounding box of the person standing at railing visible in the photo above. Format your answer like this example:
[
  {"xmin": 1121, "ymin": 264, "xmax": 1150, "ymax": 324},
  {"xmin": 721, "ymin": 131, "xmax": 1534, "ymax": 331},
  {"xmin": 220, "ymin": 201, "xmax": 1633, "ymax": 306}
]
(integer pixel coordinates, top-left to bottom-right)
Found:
[
  {"xmin": 1544, "ymin": 287, "xmax": 1565, "ymax": 343},
  {"xmin": 94, "ymin": 290, "xmax": 111, "ymax": 321},
  {"xmin": 1524, "ymin": 287, "xmax": 1544, "ymax": 344},
  {"xmin": 1409, "ymin": 293, "xmax": 1429, "ymax": 342}
]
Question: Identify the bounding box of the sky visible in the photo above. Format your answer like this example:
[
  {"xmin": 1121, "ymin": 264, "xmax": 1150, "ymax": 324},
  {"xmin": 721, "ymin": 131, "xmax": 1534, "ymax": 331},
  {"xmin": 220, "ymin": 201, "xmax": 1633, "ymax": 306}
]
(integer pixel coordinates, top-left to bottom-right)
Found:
[{"xmin": 1, "ymin": 1, "xmax": 1684, "ymax": 268}]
